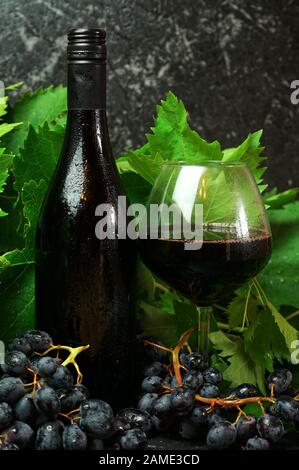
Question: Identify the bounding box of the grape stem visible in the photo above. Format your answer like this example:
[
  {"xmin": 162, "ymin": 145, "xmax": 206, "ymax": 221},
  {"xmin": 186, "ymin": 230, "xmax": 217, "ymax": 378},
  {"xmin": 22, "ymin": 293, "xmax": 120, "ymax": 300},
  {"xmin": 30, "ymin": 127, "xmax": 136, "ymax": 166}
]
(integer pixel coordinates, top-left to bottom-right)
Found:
[
  {"xmin": 35, "ymin": 344, "xmax": 90, "ymax": 384},
  {"xmin": 145, "ymin": 326, "xmax": 278, "ymax": 413}
]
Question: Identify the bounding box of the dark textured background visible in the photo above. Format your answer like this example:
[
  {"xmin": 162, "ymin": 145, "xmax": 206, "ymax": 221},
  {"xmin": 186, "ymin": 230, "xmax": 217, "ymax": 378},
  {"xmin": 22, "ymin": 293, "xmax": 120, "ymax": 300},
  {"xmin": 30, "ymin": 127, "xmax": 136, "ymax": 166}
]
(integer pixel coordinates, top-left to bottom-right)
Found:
[{"xmin": 1, "ymin": 0, "xmax": 299, "ymax": 189}]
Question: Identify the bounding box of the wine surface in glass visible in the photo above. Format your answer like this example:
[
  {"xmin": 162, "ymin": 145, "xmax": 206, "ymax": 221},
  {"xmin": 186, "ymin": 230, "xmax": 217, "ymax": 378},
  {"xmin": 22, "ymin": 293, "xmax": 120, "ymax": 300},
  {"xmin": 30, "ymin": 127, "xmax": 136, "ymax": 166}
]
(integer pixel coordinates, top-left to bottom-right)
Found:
[{"xmin": 139, "ymin": 227, "xmax": 271, "ymax": 305}]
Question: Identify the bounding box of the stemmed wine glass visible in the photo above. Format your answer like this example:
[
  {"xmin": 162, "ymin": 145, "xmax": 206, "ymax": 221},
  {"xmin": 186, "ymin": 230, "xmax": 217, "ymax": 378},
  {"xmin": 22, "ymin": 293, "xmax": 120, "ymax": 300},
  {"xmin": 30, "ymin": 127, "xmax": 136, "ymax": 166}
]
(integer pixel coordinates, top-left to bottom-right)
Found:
[{"xmin": 138, "ymin": 161, "xmax": 272, "ymax": 357}]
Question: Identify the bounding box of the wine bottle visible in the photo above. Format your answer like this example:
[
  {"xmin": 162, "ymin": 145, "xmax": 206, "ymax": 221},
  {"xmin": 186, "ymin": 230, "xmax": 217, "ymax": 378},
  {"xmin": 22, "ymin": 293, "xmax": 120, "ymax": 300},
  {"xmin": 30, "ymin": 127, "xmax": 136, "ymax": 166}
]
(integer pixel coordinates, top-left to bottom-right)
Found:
[{"xmin": 35, "ymin": 28, "xmax": 137, "ymax": 408}]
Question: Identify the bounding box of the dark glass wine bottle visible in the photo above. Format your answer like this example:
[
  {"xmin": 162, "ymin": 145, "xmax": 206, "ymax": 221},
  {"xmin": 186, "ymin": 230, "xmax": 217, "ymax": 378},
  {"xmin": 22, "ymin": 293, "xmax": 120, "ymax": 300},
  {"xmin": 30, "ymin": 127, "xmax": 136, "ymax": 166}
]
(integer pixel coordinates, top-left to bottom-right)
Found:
[{"xmin": 35, "ymin": 28, "xmax": 137, "ymax": 408}]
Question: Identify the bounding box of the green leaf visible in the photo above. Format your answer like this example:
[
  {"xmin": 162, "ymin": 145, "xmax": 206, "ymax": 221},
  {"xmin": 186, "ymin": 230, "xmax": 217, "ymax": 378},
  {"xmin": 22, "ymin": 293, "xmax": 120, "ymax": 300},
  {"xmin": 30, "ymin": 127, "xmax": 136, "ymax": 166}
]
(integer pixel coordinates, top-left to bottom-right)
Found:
[
  {"xmin": 119, "ymin": 171, "xmax": 152, "ymax": 204},
  {"xmin": 2, "ymin": 86, "xmax": 66, "ymax": 155},
  {"xmin": 210, "ymin": 330, "xmax": 266, "ymax": 392},
  {"xmin": 264, "ymin": 187, "xmax": 299, "ymax": 209},
  {"xmin": 127, "ymin": 152, "xmax": 165, "ymax": 185},
  {"xmin": 0, "ymin": 180, "xmax": 47, "ymax": 340},
  {"xmin": 243, "ymin": 403, "xmax": 263, "ymax": 418},
  {"xmin": 146, "ymin": 91, "xmax": 222, "ymax": 162},
  {"xmin": 227, "ymin": 286, "xmax": 258, "ymax": 328},
  {"xmin": 136, "ymin": 262, "xmax": 155, "ymax": 302},
  {"xmin": 13, "ymin": 123, "xmax": 63, "ymax": 192},
  {"xmin": 258, "ymin": 201, "xmax": 299, "ymax": 308},
  {"xmin": 223, "ymin": 130, "xmax": 267, "ymax": 192}
]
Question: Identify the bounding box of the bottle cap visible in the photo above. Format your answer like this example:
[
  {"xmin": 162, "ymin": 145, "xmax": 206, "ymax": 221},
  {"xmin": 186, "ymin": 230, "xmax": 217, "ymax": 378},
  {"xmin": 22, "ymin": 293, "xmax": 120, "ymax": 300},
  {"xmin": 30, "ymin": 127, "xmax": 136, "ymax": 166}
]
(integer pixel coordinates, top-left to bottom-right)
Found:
[{"xmin": 67, "ymin": 28, "xmax": 106, "ymax": 62}]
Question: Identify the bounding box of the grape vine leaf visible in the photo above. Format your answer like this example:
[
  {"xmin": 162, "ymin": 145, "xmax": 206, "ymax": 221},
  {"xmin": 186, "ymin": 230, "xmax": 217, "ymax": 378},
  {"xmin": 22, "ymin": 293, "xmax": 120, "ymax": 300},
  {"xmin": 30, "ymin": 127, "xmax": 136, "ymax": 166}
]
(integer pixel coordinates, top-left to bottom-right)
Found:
[
  {"xmin": 210, "ymin": 330, "xmax": 266, "ymax": 393},
  {"xmin": 139, "ymin": 301, "xmax": 178, "ymax": 347},
  {"xmin": 2, "ymin": 86, "xmax": 66, "ymax": 155},
  {"xmin": 222, "ymin": 130, "xmax": 267, "ymax": 192},
  {"xmin": 258, "ymin": 201, "xmax": 299, "ymax": 308},
  {"xmin": 13, "ymin": 123, "xmax": 63, "ymax": 192},
  {"xmin": 264, "ymin": 187, "xmax": 299, "ymax": 209},
  {"xmin": 0, "ymin": 180, "xmax": 47, "ymax": 341},
  {"xmin": 227, "ymin": 286, "xmax": 258, "ymax": 328}
]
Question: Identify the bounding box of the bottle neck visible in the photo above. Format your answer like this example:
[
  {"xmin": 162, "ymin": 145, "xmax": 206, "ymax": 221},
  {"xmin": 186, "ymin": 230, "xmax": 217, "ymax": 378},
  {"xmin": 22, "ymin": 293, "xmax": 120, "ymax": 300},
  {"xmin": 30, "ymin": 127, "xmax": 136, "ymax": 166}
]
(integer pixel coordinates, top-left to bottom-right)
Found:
[{"xmin": 67, "ymin": 61, "xmax": 106, "ymax": 110}]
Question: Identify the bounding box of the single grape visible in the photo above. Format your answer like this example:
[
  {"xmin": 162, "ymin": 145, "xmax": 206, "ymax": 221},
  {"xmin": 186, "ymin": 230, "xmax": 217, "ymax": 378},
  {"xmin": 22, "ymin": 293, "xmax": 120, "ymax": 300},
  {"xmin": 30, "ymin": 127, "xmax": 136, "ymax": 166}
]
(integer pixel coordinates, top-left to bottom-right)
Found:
[
  {"xmin": 207, "ymin": 413, "xmax": 226, "ymax": 429},
  {"xmin": 2, "ymin": 351, "xmax": 29, "ymax": 377},
  {"xmin": 14, "ymin": 396, "xmax": 37, "ymax": 424},
  {"xmin": 73, "ymin": 384, "xmax": 89, "ymax": 399},
  {"xmin": 183, "ymin": 370, "xmax": 204, "ymax": 391},
  {"xmin": 185, "ymin": 352, "xmax": 207, "ymax": 371},
  {"xmin": 34, "ymin": 387, "xmax": 61, "ymax": 418},
  {"xmin": 246, "ymin": 436, "xmax": 270, "ymax": 450},
  {"xmin": 116, "ymin": 408, "xmax": 152, "ymax": 433},
  {"xmin": 57, "ymin": 386, "xmax": 87, "ymax": 413},
  {"xmin": 143, "ymin": 337, "xmax": 168, "ymax": 363},
  {"xmin": 0, "ymin": 442, "xmax": 20, "ymax": 450},
  {"xmin": 190, "ymin": 404, "xmax": 208, "ymax": 425},
  {"xmin": 236, "ymin": 415, "xmax": 257, "ymax": 441},
  {"xmin": 231, "ymin": 383, "xmax": 260, "ymax": 399},
  {"xmin": 88, "ymin": 439, "xmax": 104, "ymax": 450},
  {"xmin": 137, "ymin": 393, "xmax": 158, "ymax": 414},
  {"xmin": 0, "ymin": 402, "xmax": 13, "ymax": 431},
  {"xmin": 152, "ymin": 394, "xmax": 173, "ymax": 419},
  {"xmin": 80, "ymin": 399, "xmax": 113, "ymax": 419},
  {"xmin": 274, "ymin": 396, "xmax": 299, "ymax": 422},
  {"xmin": 23, "ymin": 330, "xmax": 53, "ymax": 352},
  {"xmin": 203, "ymin": 367, "xmax": 222, "ymax": 385},
  {"xmin": 8, "ymin": 337, "xmax": 32, "ymax": 356},
  {"xmin": 62, "ymin": 423, "xmax": 87, "ymax": 450},
  {"xmin": 119, "ymin": 428, "xmax": 147, "ymax": 450},
  {"xmin": 113, "ymin": 417, "xmax": 131, "ymax": 435},
  {"xmin": 179, "ymin": 418, "xmax": 201, "ymax": 440},
  {"xmin": 0, "ymin": 377, "xmax": 25, "ymax": 404},
  {"xmin": 267, "ymin": 369, "xmax": 293, "ymax": 395},
  {"xmin": 36, "ymin": 357, "xmax": 58, "ymax": 377},
  {"xmin": 142, "ymin": 376, "xmax": 163, "ymax": 393},
  {"xmin": 143, "ymin": 362, "xmax": 164, "ymax": 377},
  {"xmin": 46, "ymin": 365, "xmax": 74, "ymax": 389},
  {"xmin": 199, "ymin": 384, "xmax": 219, "ymax": 398},
  {"xmin": 257, "ymin": 414, "xmax": 284, "ymax": 443},
  {"xmin": 171, "ymin": 387, "xmax": 195, "ymax": 413},
  {"xmin": 35, "ymin": 421, "xmax": 63, "ymax": 450},
  {"xmin": 207, "ymin": 421, "xmax": 237, "ymax": 449},
  {"xmin": 4, "ymin": 421, "xmax": 34, "ymax": 449},
  {"xmin": 79, "ymin": 411, "xmax": 114, "ymax": 439}
]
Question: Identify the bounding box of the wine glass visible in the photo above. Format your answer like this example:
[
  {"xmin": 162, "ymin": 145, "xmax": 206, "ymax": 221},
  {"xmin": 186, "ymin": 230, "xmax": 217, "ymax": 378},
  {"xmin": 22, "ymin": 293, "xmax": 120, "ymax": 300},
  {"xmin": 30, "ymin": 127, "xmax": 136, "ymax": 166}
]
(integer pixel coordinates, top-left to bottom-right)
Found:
[{"xmin": 138, "ymin": 161, "xmax": 272, "ymax": 357}]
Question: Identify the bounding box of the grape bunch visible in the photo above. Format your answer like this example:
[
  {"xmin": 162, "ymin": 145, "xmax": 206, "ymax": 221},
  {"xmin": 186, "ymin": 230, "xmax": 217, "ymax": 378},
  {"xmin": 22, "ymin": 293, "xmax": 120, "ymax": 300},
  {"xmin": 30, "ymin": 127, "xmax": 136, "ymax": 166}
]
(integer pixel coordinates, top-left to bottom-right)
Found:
[{"xmin": 0, "ymin": 329, "xmax": 298, "ymax": 451}]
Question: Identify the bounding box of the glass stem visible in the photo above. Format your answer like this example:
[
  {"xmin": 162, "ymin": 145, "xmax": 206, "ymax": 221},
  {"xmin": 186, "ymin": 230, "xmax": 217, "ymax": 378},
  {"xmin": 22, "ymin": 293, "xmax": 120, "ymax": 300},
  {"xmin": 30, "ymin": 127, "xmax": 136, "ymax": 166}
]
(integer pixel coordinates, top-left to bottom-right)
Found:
[{"xmin": 197, "ymin": 306, "xmax": 212, "ymax": 359}]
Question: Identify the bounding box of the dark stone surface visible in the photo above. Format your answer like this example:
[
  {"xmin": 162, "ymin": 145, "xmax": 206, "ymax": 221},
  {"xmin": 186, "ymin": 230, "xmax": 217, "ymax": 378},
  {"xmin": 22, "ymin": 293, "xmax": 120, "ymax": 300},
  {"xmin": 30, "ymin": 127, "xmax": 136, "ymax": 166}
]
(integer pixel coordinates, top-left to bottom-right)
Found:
[{"xmin": 1, "ymin": 0, "xmax": 299, "ymax": 189}]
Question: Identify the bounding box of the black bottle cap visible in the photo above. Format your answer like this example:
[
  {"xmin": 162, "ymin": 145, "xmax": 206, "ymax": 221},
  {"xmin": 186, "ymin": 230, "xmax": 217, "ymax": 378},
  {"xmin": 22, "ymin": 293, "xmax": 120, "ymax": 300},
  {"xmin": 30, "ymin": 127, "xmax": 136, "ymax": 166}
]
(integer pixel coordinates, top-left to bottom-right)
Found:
[{"xmin": 67, "ymin": 28, "xmax": 106, "ymax": 62}]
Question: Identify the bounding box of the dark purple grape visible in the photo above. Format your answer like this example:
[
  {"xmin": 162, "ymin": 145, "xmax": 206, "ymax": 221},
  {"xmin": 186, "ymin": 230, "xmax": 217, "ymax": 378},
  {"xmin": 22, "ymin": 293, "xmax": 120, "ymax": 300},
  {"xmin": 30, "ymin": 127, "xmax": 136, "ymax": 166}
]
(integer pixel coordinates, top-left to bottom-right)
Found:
[
  {"xmin": 207, "ymin": 413, "xmax": 226, "ymax": 429},
  {"xmin": 171, "ymin": 387, "xmax": 195, "ymax": 413},
  {"xmin": 0, "ymin": 402, "xmax": 13, "ymax": 431},
  {"xmin": 79, "ymin": 410, "xmax": 114, "ymax": 439},
  {"xmin": 152, "ymin": 394, "xmax": 173, "ymax": 419},
  {"xmin": 80, "ymin": 399, "xmax": 113, "ymax": 419},
  {"xmin": 267, "ymin": 369, "xmax": 293, "ymax": 395},
  {"xmin": 35, "ymin": 357, "xmax": 58, "ymax": 377},
  {"xmin": 183, "ymin": 370, "xmax": 204, "ymax": 391},
  {"xmin": 207, "ymin": 421, "xmax": 237, "ymax": 449},
  {"xmin": 14, "ymin": 396, "xmax": 37, "ymax": 424},
  {"xmin": 119, "ymin": 428, "xmax": 147, "ymax": 450},
  {"xmin": 4, "ymin": 421, "xmax": 34, "ymax": 449},
  {"xmin": 46, "ymin": 365, "xmax": 74, "ymax": 389},
  {"xmin": 0, "ymin": 377, "xmax": 25, "ymax": 404},
  {"xmin": 236, "ymin": 415, "xmax": 257, "ymax": 441},
  {"xmin": 185, "ymin": 352, "xmax": 207, "ymax": 371},
  {"xmin": 116, "ymin": 408, "xmax": 152, "ymax": 433},
  {"xmin": 8, "ymin": 338, "xmax": 32, "ymax": 356},
  {"xmin": 2, "ymin": 351, "xmax": 29, "ymax": 377},
  {"xmin": 34, "ymin": 387, "xmax": 61, "ymax": 418},
  {"xmin": 23, "ymin": 330, "xmax": 53, "ymax": 352},
  {"xmin": 137, "ymin": 393, "xmax": 158, "ymax": 414},
  {"xmin": 231, "ymin": 383, "xmax": 260, "ymax": 399},
  {"xmin": 179, "ymin": 417, "xmax": 201, "ymax": 440},
  {"xmin": 203, "ymin": 367, "xmax": 222, "ymax": 385},
  {"xmin": 190, "ymin": 404, "xmax": 208, "ymax": 425},
  {"xmin": 62, "ymin": 423, "xmax": 87, "ymax": 450},
  {"xmin": 274, "ymin": 396, "xmax": 299, "ymax": 422},
  {"xmin": 199, "ymin": 383, "xmax": 219, "ymax": 398},
  {"xmin": 257, "ymin": 414, "xmax": 284, "ymax": 443},
  {"xmin": 142, "ymin": 376, "xmax": 163, "ymax": 393},
  {"xmin": 57, "ymin": 386, "xmax": 87, "ymax": 413},
  {"xmin": 246, "ymin": 436, "xmax": 269, "ymax": 450},
  {"xmin": 35, "ymin": 421, "xmax": 63, "ymax": 450}
]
